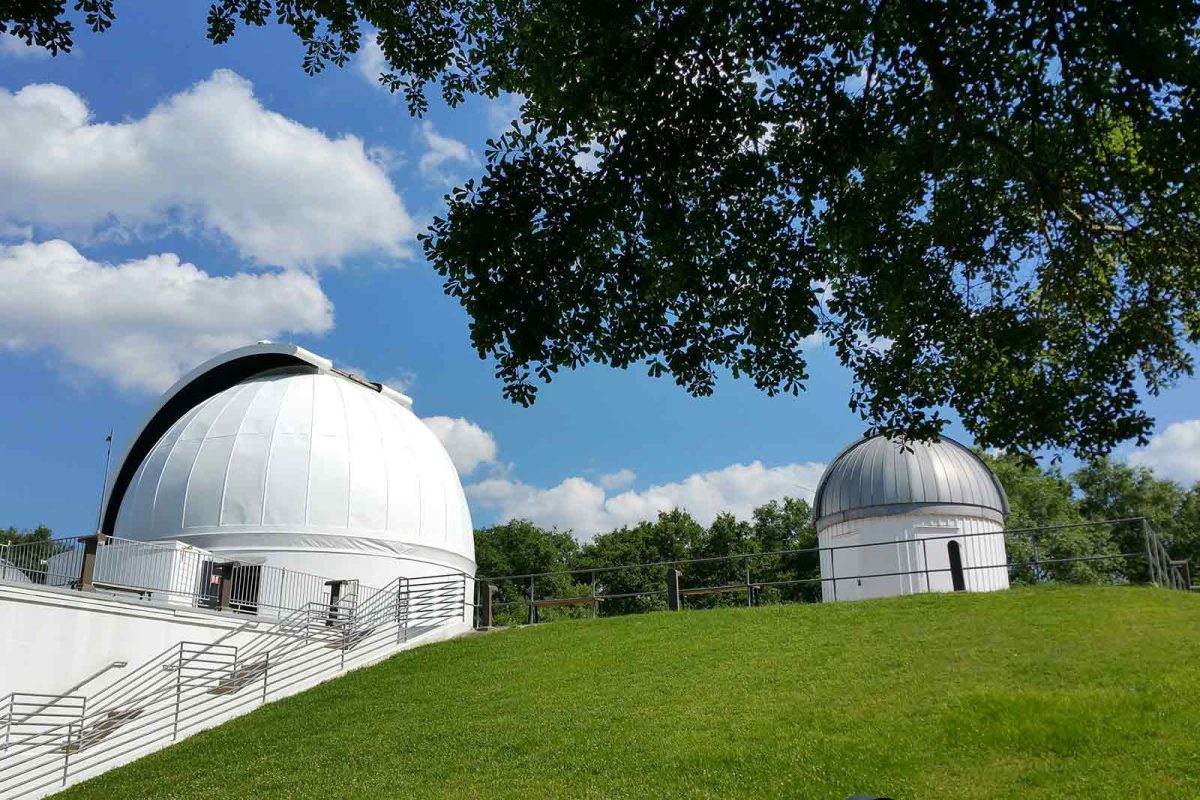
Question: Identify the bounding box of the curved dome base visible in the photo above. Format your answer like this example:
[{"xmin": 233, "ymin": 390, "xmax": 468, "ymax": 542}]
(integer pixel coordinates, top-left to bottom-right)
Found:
[{"xmin": 818, "ymin": 512, "xmax": 1010, "ymax": 602}]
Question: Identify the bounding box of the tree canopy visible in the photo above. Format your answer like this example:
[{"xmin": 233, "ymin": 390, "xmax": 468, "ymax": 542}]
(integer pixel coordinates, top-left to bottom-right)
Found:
[
  {"xmin": 6, "ymin": 1, "xmax": 1200, "ymax": 457},
  {"xmin": 0, "ymin": 524, "xmax": 52, "ymax": 546}
]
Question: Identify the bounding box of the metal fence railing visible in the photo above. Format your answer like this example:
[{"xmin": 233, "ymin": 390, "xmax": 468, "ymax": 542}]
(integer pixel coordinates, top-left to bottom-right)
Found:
[
  {"xmin": 476, "ymin": 518, "xmax": 1193, "ymax": 626},
  {"xmin": 0, "ymin": 569, "xmax": 476, "ymax": 799},
  {"xmin": 0, "ymin": 537, "xmax": 86, "ymax": 587},
  {"xmin": 0, "ymin": 535, "xmax": 349, "ymax": 622}
]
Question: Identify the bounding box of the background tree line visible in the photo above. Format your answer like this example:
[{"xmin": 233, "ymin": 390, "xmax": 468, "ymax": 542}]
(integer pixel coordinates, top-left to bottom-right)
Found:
[{"xmin": 475, "ymin": 455, "xmax": 1200, "ymax": 624}]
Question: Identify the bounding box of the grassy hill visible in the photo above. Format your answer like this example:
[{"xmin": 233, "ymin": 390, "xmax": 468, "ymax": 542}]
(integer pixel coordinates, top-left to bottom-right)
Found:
[{"xmin": 57, "ymin": 586, "xmax": 1199, "ymax": 799}]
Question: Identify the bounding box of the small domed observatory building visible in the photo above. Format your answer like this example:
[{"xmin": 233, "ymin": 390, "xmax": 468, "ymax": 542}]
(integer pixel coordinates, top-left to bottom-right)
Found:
[
  {"xmin": 812, "ymin": 435, "xmax": 1010, "ymax": 602},
  {"xmin": 100, "ymin": 343, "xmax": 476, "ymax": 599}
]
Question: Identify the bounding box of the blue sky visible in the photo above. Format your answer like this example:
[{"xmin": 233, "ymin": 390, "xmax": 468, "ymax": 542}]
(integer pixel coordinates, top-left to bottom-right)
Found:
[{"xmin": 2, "ymin": 3, "xmax": 1198, "ymax": 540}]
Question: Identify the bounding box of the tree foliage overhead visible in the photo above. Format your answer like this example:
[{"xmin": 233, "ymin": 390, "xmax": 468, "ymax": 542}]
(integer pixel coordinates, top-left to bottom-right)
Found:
[{"xmin": 7, "ymin": 0, "xmax": 1200, "ymax": 457}]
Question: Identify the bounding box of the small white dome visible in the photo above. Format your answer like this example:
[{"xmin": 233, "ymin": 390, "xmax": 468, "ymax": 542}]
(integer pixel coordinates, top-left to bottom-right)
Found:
[
  {"xmin": 114, "ymin": 368, "xmax": 474, "ymax": 571},
  {"xmin": 813, "ymin": 435, "xmax": 1008, "ymax": 530}
]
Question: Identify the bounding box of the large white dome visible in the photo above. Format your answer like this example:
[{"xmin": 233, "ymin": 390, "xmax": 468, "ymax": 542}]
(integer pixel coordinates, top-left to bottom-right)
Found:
[{"xmin": 110, "ymin": 355, "xmax": 474, "ymax": 577}]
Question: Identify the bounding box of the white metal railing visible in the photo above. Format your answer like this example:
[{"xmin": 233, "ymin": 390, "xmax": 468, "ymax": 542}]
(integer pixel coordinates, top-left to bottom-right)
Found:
[
  {"xmin": 0, "ymin": 535, "xmax": 344, "ymax": 621},
  {"xmin": 0, "ymin": 571, "xmax": 473, "ymax": 799}
]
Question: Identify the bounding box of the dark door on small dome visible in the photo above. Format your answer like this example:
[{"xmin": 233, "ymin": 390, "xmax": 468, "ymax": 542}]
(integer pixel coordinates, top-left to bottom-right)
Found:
[{"xmin": 947, "ymin": 540, "xmax": 966, "ymax": 591}]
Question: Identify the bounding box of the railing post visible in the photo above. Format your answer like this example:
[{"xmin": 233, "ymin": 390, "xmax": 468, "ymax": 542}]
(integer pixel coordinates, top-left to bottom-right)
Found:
[
  {"xmin": 477, "ymin": 582, "xmax": 495, "ymax": 629},
  {"xmin": 76, "ymin": 533, "xmax": 108, "ymax": 592},
  {"xmin": 3, "ymin": 693, "xmax": 12, "ymax": 754},
  {"xmin": 325, "ymin": 579, "xmax": 347, "ymax": 627},
  {"xmin": 172, "ymin": 642, "xmax": 183, "ymax": 739},
  {"xmin": 1177, "ymin": 560, "xmax": 1192, "ymax": 591},
  {"xmin": 211, "ymin": 562, "xmax": 236, "ymax": 611},
  {"xmin": 666, "ymin": 568, "xmax": 681, "ymax": 611},
  {"xmin": 402, "ymin": 581, "xmax": 410, "ymax": 643},
  {"xmin": 1, "ymin": 541, "xmax": 9, "ymax": 581},
  {"xmin": 62, "ymin": 720, "xmax": 74, "ymax": 786}
]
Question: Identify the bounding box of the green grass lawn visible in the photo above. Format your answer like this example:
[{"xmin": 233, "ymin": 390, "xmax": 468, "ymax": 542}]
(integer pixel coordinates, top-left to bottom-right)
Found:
[{"xmin": 56, "ymin": 586, "xmax": 1199, "ymax": 799}]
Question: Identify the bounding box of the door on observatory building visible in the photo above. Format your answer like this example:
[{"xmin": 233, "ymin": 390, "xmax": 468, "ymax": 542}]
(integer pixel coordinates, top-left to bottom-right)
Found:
[{"xmin": 947, "ymin": 541, "xmax": 966, "ymax": 591}]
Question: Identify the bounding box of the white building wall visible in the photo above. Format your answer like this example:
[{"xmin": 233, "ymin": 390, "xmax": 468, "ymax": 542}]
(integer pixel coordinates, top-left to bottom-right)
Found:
[
  {"xmin": 819, "ymin": 512, "xmax": 1009, "ymax": 602},
  {"xmin": 0, "ymin": 582, "xmax": 263, "ymax": 697}
]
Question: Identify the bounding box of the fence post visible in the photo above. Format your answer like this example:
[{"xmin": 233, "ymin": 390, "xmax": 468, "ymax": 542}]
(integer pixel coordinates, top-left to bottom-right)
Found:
[
  {"xmin": 830, "ymin": 547, "xmax": 837, "ymax": 601},
  {"xmin": 262, "ymin": 650, "xmax": 270, "ymax": 703},
  {"xmin": 745, "ymin": 558, "xmax": 753, "ymax": 607},
  {"xmin": 591, "ymin": 570, "xmax": 599, "ymax": 619},
  {"xmin": 527, "ymin": 577, "xmax": 537, "ymax": 625},
  {"xmin": 921, "ymin": 538, "xmax": 930, "ymax": 592},
  {"xmin": 75, "ymin": 533, "xmax": 108, "ymax": 592},
  {"xmin": 666, "ymin": 568, "xmax": 681, "ymax": 611},
  {"xmin": 1, "ymin": 541, "xmax": 9, "ymax": 581},
  {"xmin": 1142, "ymin": 519, "xmax": 1158, "ymax": 586},
  {"xmin": 477, "ymin": 583, "xmax": 494, "ymax": 629}
]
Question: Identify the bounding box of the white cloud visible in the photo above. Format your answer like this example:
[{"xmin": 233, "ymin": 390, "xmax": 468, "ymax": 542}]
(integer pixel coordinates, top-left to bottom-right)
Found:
[
  {"xmin": 355, "ymin": 34, "xmax": 393, "ymax": 89},
  {"xmin": 422, "ymin": 416, "xmax": 499, "ymax": 476},
  {"xmin": 1128, "ymin": 420, "xmax": 1200, "ymax": 485},
  {"xmin": 467, "ymin": 461, "xmax": 825, "ymax": 540},
  {"xmin": 0, "ymin": 70, "xmax": 415, "ymax": 267},
  {"xmin": 1, "ymin": 33, "xmax": 50, "ymax": 59},
  {"xmin": 0, "ymin": 239, "xmax": 333, "ymax": 392},
  {"xmin": 417, "ymin": 120, "xmax": 472, "ymax": 183},
  {"xmin": 598, "ymin": 469, "xmax": 636, "ymax": 489},
  {"xmin": 356, "ymin": 33, "xmax": 388, "ymax": 88},
  {"xmin": 380, "ymin": 371, "xmax": 416, "ymax": 394}
]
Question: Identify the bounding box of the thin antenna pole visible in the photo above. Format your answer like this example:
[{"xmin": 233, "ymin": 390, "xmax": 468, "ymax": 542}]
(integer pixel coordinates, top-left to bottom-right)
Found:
[{"xmin": 95, "ymin": 430, "xmax": 113, "ymax": 533}]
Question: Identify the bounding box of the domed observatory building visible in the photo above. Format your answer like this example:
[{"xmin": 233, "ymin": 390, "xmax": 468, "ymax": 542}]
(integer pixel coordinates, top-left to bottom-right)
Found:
[
  {"xmin": 99, "ymin": 343, "xmax": 475, "ymax": 602},
  {"xmin": 813, "ymin": 435, "xmax": 1009, "ymax": 602}
]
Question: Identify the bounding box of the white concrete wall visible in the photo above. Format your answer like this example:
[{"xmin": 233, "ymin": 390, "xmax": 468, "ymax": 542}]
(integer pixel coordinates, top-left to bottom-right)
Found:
[
  {"xmin": 818, "ymin": 512, "xmax": 1009, "ymax": 602},
  {"xmin": 0, "ymin": 582, "xmax": 265, "ymax": 697}
]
